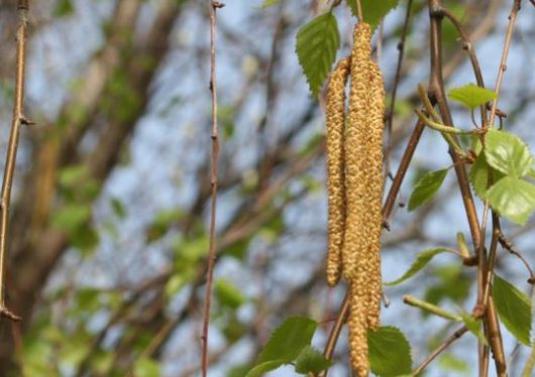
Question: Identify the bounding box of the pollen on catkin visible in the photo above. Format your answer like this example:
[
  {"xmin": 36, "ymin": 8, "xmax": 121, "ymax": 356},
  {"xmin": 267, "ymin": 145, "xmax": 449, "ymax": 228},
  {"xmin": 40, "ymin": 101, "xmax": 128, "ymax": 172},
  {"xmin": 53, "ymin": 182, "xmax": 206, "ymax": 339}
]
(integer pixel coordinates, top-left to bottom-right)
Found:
[
  {"xmin": 325, "ymin": 57, "xmax": 350, "ymax": 287},
  {"xmin": 348, "ymin": 283, "xmax": 370, "ymax": 377},
  {"xmin": 365, "ymin": 60, "xmax": 385, "ymax": 330}
]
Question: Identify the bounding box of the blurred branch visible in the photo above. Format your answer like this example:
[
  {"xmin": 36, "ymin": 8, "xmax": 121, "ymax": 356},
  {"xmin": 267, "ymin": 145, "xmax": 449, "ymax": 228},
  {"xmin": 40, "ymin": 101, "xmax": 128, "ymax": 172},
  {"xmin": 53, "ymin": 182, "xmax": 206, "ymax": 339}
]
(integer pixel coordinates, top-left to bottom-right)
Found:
[{"xmin": 0, "ymin": 0, "xmax": 30, "ymax": 322}]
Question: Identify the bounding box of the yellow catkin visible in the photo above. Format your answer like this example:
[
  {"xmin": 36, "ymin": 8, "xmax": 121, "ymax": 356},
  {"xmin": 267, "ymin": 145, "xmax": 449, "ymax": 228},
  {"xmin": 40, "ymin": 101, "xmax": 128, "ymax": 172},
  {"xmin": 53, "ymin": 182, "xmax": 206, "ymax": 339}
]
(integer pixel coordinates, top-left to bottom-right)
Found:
[
  {"xmin": 343, "ymin": 22, "xmax": 385, "ymax": 375},
  {"xmin": 348, "ymin": 283, "xmax": 370, "ymax": 377},
  {"xmin": 344, "ymin": 22, "xmax": 372, "ymax": 375},
  {"xmin": 325, "ymin": 57, "xmax": 350, "ymax": 287},
  {"xmin": 365, "ymin": 60, "xmax": 385, "ymax": 329},
  {"xmin": 343, "ymin": 23, "xmax": 371, "ymax": 283}
]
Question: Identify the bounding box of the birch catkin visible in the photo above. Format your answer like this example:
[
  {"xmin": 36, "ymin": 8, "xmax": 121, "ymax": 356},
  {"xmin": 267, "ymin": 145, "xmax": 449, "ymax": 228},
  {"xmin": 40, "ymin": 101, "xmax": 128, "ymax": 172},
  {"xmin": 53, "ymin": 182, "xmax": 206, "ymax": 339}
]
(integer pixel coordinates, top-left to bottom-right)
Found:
[
  {"xmin": 365, "ymin": 59, "xmax": 385, "ymax": 330},
  {"xmin": 323, "ymin": 21, "xmax": 385, "ymax": 377},
  {"xmin": 325, "ymin": 57, "xmax": 350, "ymax": 287}
]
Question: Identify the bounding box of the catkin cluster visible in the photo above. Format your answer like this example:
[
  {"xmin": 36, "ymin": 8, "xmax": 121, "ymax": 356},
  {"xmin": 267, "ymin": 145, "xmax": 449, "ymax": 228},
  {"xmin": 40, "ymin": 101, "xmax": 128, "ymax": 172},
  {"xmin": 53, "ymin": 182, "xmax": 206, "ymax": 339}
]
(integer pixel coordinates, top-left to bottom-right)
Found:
[{"xmin": 324, "ymin": 22, "xmax": 385, "ymax": 377}]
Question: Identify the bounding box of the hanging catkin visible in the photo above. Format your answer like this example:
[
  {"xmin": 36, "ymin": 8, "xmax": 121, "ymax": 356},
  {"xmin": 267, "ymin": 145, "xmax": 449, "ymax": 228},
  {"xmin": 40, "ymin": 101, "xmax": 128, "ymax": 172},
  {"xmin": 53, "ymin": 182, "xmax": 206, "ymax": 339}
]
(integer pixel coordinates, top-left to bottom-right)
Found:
[
  {"xmin": 323, "ymin": 21, "xmax": 385, "ymax": 377},
  {"xmin": 345, "ymin": 22, "xmax": 374, "ymax": 377},
  {"xmin": 325, "ymin": 57, "xmax": 350, "ymax": 287},
  {"xmin": 365, "ymin": 59, "xmax": 385, "ymax": 330}
]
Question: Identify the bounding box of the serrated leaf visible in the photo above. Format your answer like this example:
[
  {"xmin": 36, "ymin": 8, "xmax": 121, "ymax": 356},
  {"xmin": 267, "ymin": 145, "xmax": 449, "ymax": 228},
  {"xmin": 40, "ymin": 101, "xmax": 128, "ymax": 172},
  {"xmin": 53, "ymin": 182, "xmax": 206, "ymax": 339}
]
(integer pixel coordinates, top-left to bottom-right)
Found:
[
  {"xmin": 245, "ymin": 360, "xmax": 285, "ymax": 377},
  {"xmin": 347, "ymin": 0, "xmax": 398, "ymax": 30},
  {"xmin": 485, "ymin": 129, "xmax": 534, "ymax": 178},
  {"xmin": 448, "ymin": 84, "xmax": 496, "ymax": 110},
  {"xmin": 385, "ymin": 248, "xmax": 449, "ymax": 286},
  {"xmin": 294, "ymin": 346, "xmax": 331, "ymax": 374},
  {"xmin": 460, "ymin": 312, "xmax": 487, "ymax": 345},
  {"xmin": 368, "ymin": 326, "xmax": 412, "ymax": 376},
  {"xmin": 408, "ymin": 169, "xmax": 448, "ymax": 211},
  {"xmin": 469, "ymin": 152, "xmax": 504, "ymax": 198},
  {"xmin": 215, "ymin": 279, "xmax": 246, "ymax": 309},
  {"xmin": 493, "ymin": 275, "xmax": 532, "ymax": 345},
  {"xmin": 486, "ymin": 177, "xmax": 535, "ymax": 225},
  {"xmin": 257, "ymin": 317, "xmax": 317, "ymax": 364},
  {"xmin": 296, "ymin": 12, "xmax": 340, "ymax": 96}
]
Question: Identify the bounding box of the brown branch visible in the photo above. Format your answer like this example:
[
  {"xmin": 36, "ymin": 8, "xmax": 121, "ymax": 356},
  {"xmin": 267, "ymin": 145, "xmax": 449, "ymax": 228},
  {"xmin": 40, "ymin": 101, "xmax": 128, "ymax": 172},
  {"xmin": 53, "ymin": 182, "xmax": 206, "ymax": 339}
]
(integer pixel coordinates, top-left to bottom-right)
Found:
[
  {"xmin": 201, "ymin": 2, "xmax": 224, "ymax": 376},
  {"xmin": 0, "ymin": 0, "xmax": 30, "ymax": 322},
  {"xmin": 412, "ymin": 325, "xmax": 469, "ymax": 376},
  {"xmin": 385, "ymin": 0, "xmax": 413, "ymax": 174}
]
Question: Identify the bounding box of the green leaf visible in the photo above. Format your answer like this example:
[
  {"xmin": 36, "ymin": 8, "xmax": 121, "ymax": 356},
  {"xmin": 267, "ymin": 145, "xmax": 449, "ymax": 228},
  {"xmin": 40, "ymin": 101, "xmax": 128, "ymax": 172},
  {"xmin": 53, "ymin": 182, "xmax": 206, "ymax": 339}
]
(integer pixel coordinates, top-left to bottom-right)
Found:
[
  {"xmin": 245, "ymin": 360, "xmax": 286, "ymax": 377},
  {"xmin": 260, "ymin": 0, "xmax": 280, "ymax": 8},
  {"xmin": 460, "ymin": 312, "xmax": 487, "ymax": 345},
  {"xmin": 347, "ymin": 0, "xmax": 398, "ymax": 30},
  {"xmin": 215, "ymin": 279, "xmax": 246, "ymax": 310},
  {"xmin": 51, "ymin": 204, "xmax": 91, "ymax": 232},
  {"xmin": 296, "ymin": 12, "xmax": 340, "ymax": 96},
  {"xmin": 257, "ymin": 317, "xmax": 317, "ymax": 364},
  {"xmin": 469, "ymin": 153, "xmax": 505, "ymax": 198},
  {"xmin": 368, "ymin": 326, "xmax": 412, "ymax": 377},
  {"xmin": 448, "ymin": 84, "xmax": 496, "ymax": 110},
  {"xmin": 486, "ymin": 177, "xmax": 535, "ymax": 225},
  {"xmin": 110, "ymin": 197, "xmax": 127, "ymax": 218},
  {"xmin": 385, "ymin": 248, "xmax": 450, "ymax": 286},
  {"xmin": 439, "ymin": 353, "xmax": 469, "ymax": 373},
  {"xmin": 54, "ymin": 0, "xmax": 75, "ymax": 17},
  {"xmin": 294, "ymin": 346, "xmax": 332, "ymax": 374},
  {"xmin": 493, "ymin": 275, "xmax": 532, "ymax": 345},
  {"xmin": 485, "ymin": 129, "xmax": 534, "ymax": 178},
  {"xmin": 133, "ymin": 357, "xmax": 160, "ymax": 377},
  {"xmin": 408, "ymin": 169, "xmax": 448, "ymax": 211}
]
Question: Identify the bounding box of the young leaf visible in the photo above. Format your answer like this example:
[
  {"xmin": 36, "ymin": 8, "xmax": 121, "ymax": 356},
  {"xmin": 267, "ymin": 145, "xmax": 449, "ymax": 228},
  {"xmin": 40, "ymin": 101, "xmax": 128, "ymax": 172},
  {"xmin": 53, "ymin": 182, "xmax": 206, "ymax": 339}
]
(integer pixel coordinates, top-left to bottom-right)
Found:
[
  {"xmin": 256, "ymin": 317, "xmax": 317, "ymax": 364},
  {"xmin": 294, "ymin": 346, "xmax": 332, "ymax": 374},
  {"xmin": 485, "ymin": 177, "xmax": 535, "ymax": 225},
  {"xmin": 408, "ymin": 168, "xmax": 448, "ymax": 211},
  {"xmin": 215, "ymin": 279, "xmax": 246, "ymax": 310},
  {"xmin": 460, "ymin": 312, "xmax": 487, "ymax": 345},
  {"xmin": 493, "ymin": 275, "xmax": 532, "ymax": 345},
  {"xmin": 469, "ymin": 153, "xmax": 504, "ymax": 198},
  {"xmin": 346, "ymin": 0, "xmax": 398, "ymax": 30},
  {"xmin": 368, "ymin": 326, "xmax": 412, "ymax": 376},
  {"xmin": 485, "ymin": 129, "xmax": 534, "ymax": 178},
  {"xmin": 384, "ymin": 248, "xmax": 450, "ymax": 286},
  {"xmin": 296, "ymin": 12, "xmax": 340, "ymax": 97},
  {"xmin": 448, "ymin": 84, "xmax": 496, "ymax": 110},
  {"xmin": 245, "ymin": 360, "xmax": 286, "ymax": 377}
]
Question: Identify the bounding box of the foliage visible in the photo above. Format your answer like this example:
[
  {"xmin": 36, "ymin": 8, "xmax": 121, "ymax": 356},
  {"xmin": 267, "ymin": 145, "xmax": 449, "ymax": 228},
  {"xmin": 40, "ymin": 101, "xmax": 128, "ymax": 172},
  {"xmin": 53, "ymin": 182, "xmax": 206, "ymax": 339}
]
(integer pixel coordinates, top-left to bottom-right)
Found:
[{"xmin": 296, "ymin": 12, "xmax": 340, "ymax": 96}]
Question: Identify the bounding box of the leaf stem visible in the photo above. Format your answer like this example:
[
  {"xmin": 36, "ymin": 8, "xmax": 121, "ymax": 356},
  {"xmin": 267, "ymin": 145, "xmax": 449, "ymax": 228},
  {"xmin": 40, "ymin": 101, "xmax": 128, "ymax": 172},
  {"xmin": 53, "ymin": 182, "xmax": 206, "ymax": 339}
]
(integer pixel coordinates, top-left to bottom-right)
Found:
[{"xmin": 403, "ymin": 295, "xmax": 462, "ymax": 321}]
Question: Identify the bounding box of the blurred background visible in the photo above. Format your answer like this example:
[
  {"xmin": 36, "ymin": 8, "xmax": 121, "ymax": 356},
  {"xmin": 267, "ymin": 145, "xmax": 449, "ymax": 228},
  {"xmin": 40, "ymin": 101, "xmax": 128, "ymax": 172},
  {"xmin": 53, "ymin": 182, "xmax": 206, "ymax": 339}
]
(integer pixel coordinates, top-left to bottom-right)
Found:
[{"xmin": 0, "ymin": 0, "xmax": 534, "ymax": 376}]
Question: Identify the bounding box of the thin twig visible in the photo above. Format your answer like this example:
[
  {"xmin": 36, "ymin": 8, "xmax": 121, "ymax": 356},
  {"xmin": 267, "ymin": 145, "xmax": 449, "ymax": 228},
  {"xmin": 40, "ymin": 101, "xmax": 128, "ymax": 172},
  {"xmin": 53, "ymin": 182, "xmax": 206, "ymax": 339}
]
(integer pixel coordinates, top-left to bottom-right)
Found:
[
  {"xmin": 489, "ymin": 0, "xmax": 522, "ymax": 127},
  {"xmin": 201, "ymin": 2, "xmax": 224, "ymax": 376},
  {"xmin": 385, "ymin": 0, "xmax": 413, "ymax": 174},
  {"xmin": 403, "ymin": 295, "xmax": 462, "ymax": 321},
  {"xmin": 412, "ymin": 326, "xmax": 469, "ymax": 376},
  {"xmin": 0, "ymin": 0, "xmax": 31, "ymax": 322}
]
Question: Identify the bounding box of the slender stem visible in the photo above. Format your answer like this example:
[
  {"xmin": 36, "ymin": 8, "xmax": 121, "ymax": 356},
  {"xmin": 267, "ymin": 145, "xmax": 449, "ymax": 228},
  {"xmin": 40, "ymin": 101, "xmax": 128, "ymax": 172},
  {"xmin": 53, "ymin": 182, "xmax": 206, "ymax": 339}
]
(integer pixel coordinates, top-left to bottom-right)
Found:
[
  {"xmin": 0, "ymin": 0, "xmax": 30, "ymax": 322},
  {"xmin": 201, "ymin": 2, "xmax": 224, "ymax": 376},
  {"xmin": 489, "ymin": 0, "xmax": 522, "ymax": 127},
  {"xmin": 403, "ymin": 295, "xmax": 462, "ymax": 321},
  {"xmin": 355, "ymin": 0, "xmax": 363, "ymax": 21},
  {"xmin": 385, "ymin": 0, "xmax": 413, "ymax": 173},
  {"xmin": 321, "ymin": 292, "xmax": 350, "ymax": 376},
  {"xmin": 413, "ymin": 326, "xmax": 469, "ymax": 376}
]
